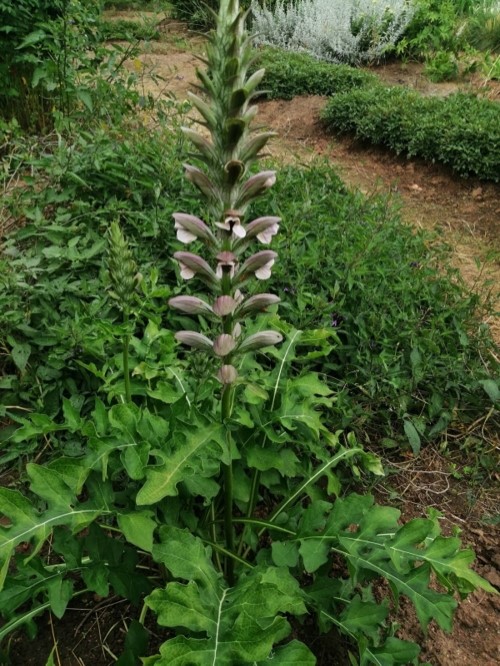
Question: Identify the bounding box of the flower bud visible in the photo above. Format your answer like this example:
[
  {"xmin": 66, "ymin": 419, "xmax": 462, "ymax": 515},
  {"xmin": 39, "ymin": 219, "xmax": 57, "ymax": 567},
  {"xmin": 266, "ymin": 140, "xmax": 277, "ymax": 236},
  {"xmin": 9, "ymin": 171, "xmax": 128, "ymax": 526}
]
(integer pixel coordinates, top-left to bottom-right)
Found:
[
  {"xmin": 173, "ymin": 213, "xmax": 216, "ymax": 245},
  {"xmin": 215, "ymin": 210, "xmax": 246, "ymax": 239},
  {"xmin": 213, "ymin": 334, "xmax": 237, "ymax": 357},
  {"xmin": 237, "ymin": 293, "xmax": 280, "ymax": 317},
  {"xmin": 236, "ymin": 250, "xmax": 277, "ymax": 283},
  {"xmin": 217, "ymin": 364, "xmax": 238, "ymax": 385},
  {"xmin": 216, "ymin": 251, "xmax": 238, "ymax": 279},
  {"xmin": 174, "ymin": 252, "xmax": 218, "ymax": 286},
  {"xmin": 236, "ymin": 170, "xmax": 276, "ymax": 207},
  {"xmin": 213, "ymin": 296, "xmax": 237, "ymax": 317},
  {"xmin": 238, "ymin": 331, "xmax": 283, "ymax": 353},
  {"xmin": 175, "ymin": 331, "xmax": 213, "ymax": 350},
  {"xmin": 184, "ymin": 164, "xmax": 218, "ymax": 200},
  {"xmin": 169, "ymin": 296, "xmax": 213, "ymax": 315},
  {"xmin": 244, "ymin": 216, "xmax": 280, "ymax": 244}
]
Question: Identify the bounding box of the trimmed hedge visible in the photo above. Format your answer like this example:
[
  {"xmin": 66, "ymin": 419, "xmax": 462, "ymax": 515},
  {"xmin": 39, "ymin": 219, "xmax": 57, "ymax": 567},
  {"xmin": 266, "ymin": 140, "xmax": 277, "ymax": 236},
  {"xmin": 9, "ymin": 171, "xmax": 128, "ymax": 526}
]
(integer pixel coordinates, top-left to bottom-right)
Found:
[
  {"xmin": 256, "ymin": 49, "xmax": 377, "ymax": 100},
  {"xmin": 321, "ymin": 86, "xmax": 500, "ymax": 181}
]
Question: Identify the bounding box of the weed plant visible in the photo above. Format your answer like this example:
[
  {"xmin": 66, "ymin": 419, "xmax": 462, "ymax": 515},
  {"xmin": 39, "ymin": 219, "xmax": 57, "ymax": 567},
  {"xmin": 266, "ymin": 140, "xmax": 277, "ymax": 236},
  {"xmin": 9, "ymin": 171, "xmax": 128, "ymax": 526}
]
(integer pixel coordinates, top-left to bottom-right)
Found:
[{"xmin": 0, "ymin": 2, "xmax": 498, "ymax": 663}]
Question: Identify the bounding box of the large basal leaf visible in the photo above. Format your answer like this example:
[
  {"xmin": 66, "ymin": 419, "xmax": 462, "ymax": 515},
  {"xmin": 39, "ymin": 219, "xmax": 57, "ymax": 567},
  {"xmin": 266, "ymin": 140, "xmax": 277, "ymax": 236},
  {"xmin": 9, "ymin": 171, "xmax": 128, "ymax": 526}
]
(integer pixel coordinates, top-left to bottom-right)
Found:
[
  {"xmin": 0, "ymin": 462, "xmax": 106, "ymax": 590},
  {"xmin": 284, "ymin": 494, "xmax": 493, "ymax": 633},
  {"xmin": 136, "ymin": 420, "xmax": 228, "ymax": 506},
  {"xmin": 359, "ymin": 637, "xmax": 421, "ymax": 666},
  {"xmin": 146, "ymin": 527, "xmax": 313, "ymax": 665}
]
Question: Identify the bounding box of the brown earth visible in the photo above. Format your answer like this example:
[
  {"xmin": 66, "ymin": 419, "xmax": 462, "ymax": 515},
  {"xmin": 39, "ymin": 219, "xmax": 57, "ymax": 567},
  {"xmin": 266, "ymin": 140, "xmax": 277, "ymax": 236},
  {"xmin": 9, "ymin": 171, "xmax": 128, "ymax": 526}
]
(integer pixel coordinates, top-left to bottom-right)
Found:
[{"xmin": 5, "ymin": 13, "xmax": 500, "ymax": 666}]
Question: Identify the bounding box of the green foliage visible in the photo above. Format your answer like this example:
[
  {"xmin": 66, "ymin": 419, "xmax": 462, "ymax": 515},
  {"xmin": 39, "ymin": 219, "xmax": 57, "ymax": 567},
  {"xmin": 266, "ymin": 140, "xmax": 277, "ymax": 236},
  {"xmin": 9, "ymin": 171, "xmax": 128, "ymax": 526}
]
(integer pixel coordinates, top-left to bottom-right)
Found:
[
  {"xmin": 259, "ymin": 165, "xmax": 499, "ymax": 446},
  {"xmin": 147, "ymin": 527, "xmax": 314, "ymax": 664},
  {"xmin": 322, "ymin": 85, "xmax": 500, "ymax": 181},
  {"xmin": 465, "ymin": 2, "xmax": 500, "ymax": 52},
  {"xmin": 255, "ymin": 48, "xmax": 377, "ymax": 100},
  {"xmin": 168, "ymin": 0, "xmax": 290, "ymax": 30},
  {"xmin": 397, "ymin": 0, "xmax": 464, "ymax": 57},
  {"xmin": 0, "ymin": 0, "xmax": 104, "ymax": 130},
  {"xmin": 424, "ymin": 50, "xmax": 460, "ymax": 80},
  {"xmin": 398, "ymin": 0, "xmax": 500, "ymax": 58},
  {"xmin": 0, "ymin": 2, "xmax": 497, "ymax": 663},
  {"xmin": 100, "ymin": 17, "xmax": 161, "ymax": 41}
]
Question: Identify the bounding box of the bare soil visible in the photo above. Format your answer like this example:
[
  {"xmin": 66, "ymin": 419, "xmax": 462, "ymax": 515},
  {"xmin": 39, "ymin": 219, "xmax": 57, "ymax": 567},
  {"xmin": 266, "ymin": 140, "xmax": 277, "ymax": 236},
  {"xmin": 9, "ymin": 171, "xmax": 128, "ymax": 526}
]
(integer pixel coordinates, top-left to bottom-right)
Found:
[{"xmin": 5, "ymin": 14, "xmax": 500, "ymax": 666}]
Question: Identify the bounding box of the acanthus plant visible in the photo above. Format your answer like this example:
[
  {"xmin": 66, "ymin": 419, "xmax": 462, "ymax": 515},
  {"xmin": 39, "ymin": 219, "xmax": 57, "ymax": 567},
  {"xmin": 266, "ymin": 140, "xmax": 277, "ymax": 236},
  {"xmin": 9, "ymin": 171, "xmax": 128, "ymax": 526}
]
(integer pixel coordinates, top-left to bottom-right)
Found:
[{"xmin": 0, "ymin": 0, "xmax": 496, "ymax": 664}]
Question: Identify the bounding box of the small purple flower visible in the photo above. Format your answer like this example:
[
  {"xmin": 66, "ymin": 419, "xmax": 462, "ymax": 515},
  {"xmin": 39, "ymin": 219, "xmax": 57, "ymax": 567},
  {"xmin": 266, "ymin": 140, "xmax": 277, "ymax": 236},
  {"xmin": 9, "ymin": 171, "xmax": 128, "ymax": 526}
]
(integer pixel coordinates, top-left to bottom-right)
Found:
[
  {"xmin": 236, "ymin": 250, "xmax": 277, "ymax": 283},
  {"xmin": 244, "ymin": 216, "xmax": 281, "ymax": 245},
  {"xmin": 174, "ymin": 251, "xmax": 218, "ymax": 286}
]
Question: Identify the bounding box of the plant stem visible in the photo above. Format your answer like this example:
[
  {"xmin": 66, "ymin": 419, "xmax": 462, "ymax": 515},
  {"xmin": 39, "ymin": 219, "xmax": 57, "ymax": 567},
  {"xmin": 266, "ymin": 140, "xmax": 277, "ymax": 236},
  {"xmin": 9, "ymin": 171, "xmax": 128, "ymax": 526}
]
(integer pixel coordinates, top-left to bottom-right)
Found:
[
  {"xmin": 221, "ymin": 383, "xmax": 235, "ymax": 585},
  {"xmin": 123, "ymin": 310, "xmax": 131, "ymax": 402}
]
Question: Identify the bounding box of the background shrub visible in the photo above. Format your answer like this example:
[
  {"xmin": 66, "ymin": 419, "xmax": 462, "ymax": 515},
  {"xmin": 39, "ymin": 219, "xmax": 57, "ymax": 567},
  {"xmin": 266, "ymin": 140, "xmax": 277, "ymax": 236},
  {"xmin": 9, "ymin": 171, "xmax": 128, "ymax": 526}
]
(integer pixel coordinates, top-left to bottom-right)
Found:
[
  {"xmin": 322, "ymin": 85, "xmax": 500, "ymax": 181},
  {"xmin": 255, "ymin": 48, "xmax": 377, "ymax": 99},
  {"xmin": 0, "ymin": 0, "xmax": 103, "ymax": 131},
  {"xmin": 252, "ymin": 0, "xmax": 415, "ymax": 64}
]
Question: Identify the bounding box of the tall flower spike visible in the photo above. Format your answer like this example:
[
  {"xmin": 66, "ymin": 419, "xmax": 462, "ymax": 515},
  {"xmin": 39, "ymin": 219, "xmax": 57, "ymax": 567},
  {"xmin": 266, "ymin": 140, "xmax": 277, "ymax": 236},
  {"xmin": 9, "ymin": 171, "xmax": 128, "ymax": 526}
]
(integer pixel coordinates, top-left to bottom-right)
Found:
[{"xmin": 106, "ymin": 220, "xmax": 140, "ymax": 309}]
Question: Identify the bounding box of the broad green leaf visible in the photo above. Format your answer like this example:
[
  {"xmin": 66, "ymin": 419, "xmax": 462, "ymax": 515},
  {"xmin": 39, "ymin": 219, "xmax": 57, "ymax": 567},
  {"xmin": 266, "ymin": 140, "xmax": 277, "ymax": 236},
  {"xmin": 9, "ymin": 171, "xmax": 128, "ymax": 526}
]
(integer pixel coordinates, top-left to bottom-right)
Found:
[
  {"xmin": 47, "ymin": 575, "xmax": 73, "ymax": 619},
  {"xmin": 360, "ymin": 637, "xmax": 420, "ymax": 666},
  {"xmin": 293, "ymin": 494, "xmax": 490, "ymax": 633},
  {"xmin": 257, "ymin": 640, "xmax": 315, "ymax": 664},
  {"xmin": 136, "ymin": 421, "xmax": 228, "ymax": 505},
  {"xmin": 116, "ymin": 620, "xmax": 150, "ymax": 666},
  {"xmin": 147, "ymin": 527, "xmax": 308, "ymax": 665},
  {"xmin": 388, "ymin": 524, "xmax": 497, "ymax": 595},
  {"xmin": 0, "ymin": 467, "xmax": 106, "ymax": 590},
  {"xmin": 272, "ymin": 541, "xmax": 299, "ymax": 568},
  {"xmin": 339, "ymin": 597, "xmax": 388, "ymax": 643},
  {"xmin": 403, "ymin": 419, "xmax": 421, "ymax": 456},
  {"xmin": 11, "ymin": 342, "xmax": 31, "ymax": 372},
  {"xmin": 62, "ymin": 398, "xmax": 83, "ymax": 431},
  {"xmin": 118, "ymin": 511, "xmax": 156, "ymax": 553},
  {"xmin": 246, "ymin": 446, "xmax": 299, "ymax": 476},
  {"xmin": 478, "ymin": 379, "xmax": 499, "ymax": 403}
]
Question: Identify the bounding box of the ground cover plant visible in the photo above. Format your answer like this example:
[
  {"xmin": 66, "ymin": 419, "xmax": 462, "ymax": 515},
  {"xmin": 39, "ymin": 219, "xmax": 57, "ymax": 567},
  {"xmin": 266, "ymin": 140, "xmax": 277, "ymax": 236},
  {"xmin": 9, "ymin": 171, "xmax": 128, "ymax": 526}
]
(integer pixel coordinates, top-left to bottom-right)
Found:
[
  {"xmin": 254, "ymin": 48, "xmax": 378, "ymax": 99},
  {"xmin": 321, "ymin": 84, "xmax": 500, "ymax": 181},
  {"xmin": 1, "ymin": 1, "xmax": 498, "ymax": 664}
]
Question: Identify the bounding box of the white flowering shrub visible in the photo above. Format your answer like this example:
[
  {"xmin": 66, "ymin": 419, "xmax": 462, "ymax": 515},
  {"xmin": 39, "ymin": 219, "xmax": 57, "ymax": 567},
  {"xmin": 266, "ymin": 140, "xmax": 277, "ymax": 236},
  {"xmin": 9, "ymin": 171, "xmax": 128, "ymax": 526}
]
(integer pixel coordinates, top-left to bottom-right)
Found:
[{"xmin": 252, "ymin": 0, "xmax": 416, "ymax": 64}]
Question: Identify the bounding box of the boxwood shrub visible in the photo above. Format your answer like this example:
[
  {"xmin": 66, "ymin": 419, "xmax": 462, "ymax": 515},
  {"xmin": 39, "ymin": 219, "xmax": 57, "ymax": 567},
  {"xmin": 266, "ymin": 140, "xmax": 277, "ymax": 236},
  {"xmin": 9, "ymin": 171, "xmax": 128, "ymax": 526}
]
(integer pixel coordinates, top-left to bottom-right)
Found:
[
  {"xmin": 256, "ymin": 48, "xmax": 377, "ymax": 100},
  {"xmin": 322, "ymin": 86, "xmax": 500, "ymax": 181}
]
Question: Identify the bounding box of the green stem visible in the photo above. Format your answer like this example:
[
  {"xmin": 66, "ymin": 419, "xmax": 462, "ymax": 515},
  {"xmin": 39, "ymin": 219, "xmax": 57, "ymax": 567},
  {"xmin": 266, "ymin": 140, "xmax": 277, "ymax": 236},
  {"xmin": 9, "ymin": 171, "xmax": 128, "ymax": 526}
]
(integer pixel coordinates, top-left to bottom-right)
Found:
[
  {"xmin": 123, "ymin": 310, "xmax": 131, "ymax": 403},
  {"xmin": 221, "ymin": 383, "xmax": 235, "ymax": 585},
  {"xmin": 237, "ymin": 468, "xmax": 261, "ymax": 556}
]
